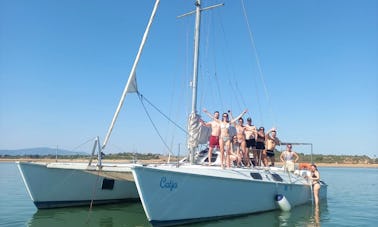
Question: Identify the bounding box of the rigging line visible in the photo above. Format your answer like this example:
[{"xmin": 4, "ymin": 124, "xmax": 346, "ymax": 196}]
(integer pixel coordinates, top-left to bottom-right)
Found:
[
  {"xmin": 138, "ymin": 93, "xmax": 188, "ymax": 135},
  {"xmin": 138, "ymin": 93, "xmax": 172, "ymax": 155},
  {"xmin": 208, "ymin": 7, "xmax": 224, "ymax": 109},
  {"xmin": 199, "ymin": 11, "xmax": 211, "ymax": 110},
  {"xmin": 183, "ymin": 19, "xmax": 192, "ymax": 117},
  {"xmin": 200, "ymin": 10, "xmax": 217, "ymax": 110},
  {"xmin": 69, "ymin": 136, "xmax": 97, "ymax": 153},
  {"xmin": 216, "ymin": 7, "xmax": 247, "ymax": 113},
  {"xmin": 213, "ymin": 10, "xmax": 233, "ymax": 110},
  {"xmin": 87, "ymin": 169, "xmax": 102, "ymax": 223},
  {"xmin": 241, "ymin": 0, "xmax": 276, "ymax": 126},
  {"xmin": 204, "ymin": 11, "xmax": 222, "ymax": 109}
]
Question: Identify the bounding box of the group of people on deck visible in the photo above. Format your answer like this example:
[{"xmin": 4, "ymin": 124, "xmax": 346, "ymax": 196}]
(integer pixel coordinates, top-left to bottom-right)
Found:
[
  {"xmin": 201, "ymin": 109, "xmax": 321, "ymax": 206},
  {"xmin": 201, "ymin": 109, "xmax": 299, "ymax": 169}
]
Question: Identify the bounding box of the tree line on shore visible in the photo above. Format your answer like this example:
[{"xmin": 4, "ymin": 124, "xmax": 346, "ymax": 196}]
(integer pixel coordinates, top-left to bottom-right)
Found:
[{"xmin": 1, "ymin": 151, "xmax": 377, "ymax": 164}]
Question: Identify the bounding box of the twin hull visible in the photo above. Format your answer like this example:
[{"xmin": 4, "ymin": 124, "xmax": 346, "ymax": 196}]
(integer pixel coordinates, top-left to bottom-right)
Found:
[
  {"xmin": 132, "ymin": 165, "xmax": 325, "ymax": 226},
  {"xmin": 17, "ymin": 162, "xmax": 139, "ymax": 208}
]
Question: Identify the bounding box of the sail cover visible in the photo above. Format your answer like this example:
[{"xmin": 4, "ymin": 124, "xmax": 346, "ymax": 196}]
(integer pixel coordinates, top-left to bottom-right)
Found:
[
  {"xmin": 187, "ymin": 113, "xmax": 210, "ymax": 150},
  {"xmin": 187, "ymin": 113, "xmax": 201, "ymax": 150}
]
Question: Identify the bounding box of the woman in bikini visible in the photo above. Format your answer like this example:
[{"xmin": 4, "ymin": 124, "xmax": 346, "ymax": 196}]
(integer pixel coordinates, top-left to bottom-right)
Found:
[
  {"xmin": 310, "ymin": 164, "xmax": 321, "ymax": 206},
  {"xmin": 234, "ymin": 118, "xmax": 249, "ymax": 167}
]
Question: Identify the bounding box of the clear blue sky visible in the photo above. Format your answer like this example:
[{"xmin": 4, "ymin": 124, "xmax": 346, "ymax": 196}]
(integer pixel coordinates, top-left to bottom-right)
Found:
[{"xmin": 1, "ymin": 0, "xmax": 377, "ymax": 158}]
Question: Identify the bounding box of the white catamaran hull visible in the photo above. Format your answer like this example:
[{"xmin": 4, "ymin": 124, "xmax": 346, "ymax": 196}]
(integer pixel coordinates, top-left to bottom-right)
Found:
[
  {"xmin": 17, "ymin": 162, "xmax": 139, "ymax": 208},
  {"xmin": 132, "ymin": 165, "xmax": 327, "ymax": 226}
]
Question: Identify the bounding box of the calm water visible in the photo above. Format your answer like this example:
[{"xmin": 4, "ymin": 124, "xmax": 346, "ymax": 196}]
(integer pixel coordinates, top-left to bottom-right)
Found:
[{"xmin": 0, "ymin": 162, "xmax": 376, "ymax": 227}]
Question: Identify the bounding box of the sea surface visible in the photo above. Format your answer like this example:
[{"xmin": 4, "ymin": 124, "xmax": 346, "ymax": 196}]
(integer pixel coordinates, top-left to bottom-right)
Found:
[{"xmin": 0, "ymin": 162, "xmax": 376, "ymax": 227}]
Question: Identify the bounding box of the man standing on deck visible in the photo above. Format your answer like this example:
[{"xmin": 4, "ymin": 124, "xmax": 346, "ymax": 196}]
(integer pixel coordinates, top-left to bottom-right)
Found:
[
  {"xmin": 201, "ymin": 109, "xmax": 221, "ymax": 166},
  {"xmin": 264, "ymin": 128, "xmax": 281, "ymax": 167},
  {"xmin": 245, "ymin": 117, "xmax": 257, "ymax": 165}
]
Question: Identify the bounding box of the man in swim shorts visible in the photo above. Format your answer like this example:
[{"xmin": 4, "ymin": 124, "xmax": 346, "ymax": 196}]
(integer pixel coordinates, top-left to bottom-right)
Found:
[
  {"xmin": 265, "ymin": 128, "xmax": 281, "ymax": 167},
  {"xmin": 201, "ymin": 110, "xmax": 221, "ymax": 165}
]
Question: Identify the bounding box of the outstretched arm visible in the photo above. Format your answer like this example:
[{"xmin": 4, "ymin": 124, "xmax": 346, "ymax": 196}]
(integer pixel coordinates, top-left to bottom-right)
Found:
[
  {"xmin": 203, "ymin": 109, "xmax": 220, "ymax": 123},
  {"xmin": 228, "ymin": 110, "xmax": 237, "ymax": 126},
  {"xmin": 265, "ymin": 128, "xmax": 277, "ymax": 140},
  {"xmin": 230, "ymin": 109, "xmax": 248, "ymax": 123},
  {"xmin": 203, "ymin": 108, "xmax": 214, "ymax": 119}
]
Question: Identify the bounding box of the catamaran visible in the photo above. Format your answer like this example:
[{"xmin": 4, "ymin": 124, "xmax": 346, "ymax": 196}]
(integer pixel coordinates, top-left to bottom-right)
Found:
[
  {"xmin": 17, "ymin": 0, "xmax": 162, "ymax": 209},
  {"xmin": 131, "ymin": 0, "xmax": 328, "ymax": 226}
]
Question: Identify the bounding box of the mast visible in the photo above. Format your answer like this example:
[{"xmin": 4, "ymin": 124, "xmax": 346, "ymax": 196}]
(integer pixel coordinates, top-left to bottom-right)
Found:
[
  {"xmin": 187, "ymin": 0, "xmax": 201, "ymax": 164},
  {"xmin": 191, "ymin": 0, "xmax": 201, "ymax": 115},
  {"xmin": 101, "ymin": 0, "xmax": 160, "ymax": 152},
  {"xmin": 182, "ymin": 0, "xmax": 223, "ymax": 163}
]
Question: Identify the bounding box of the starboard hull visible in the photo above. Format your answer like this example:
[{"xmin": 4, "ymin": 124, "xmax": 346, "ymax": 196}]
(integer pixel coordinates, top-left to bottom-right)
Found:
[
  {"xmin": 17, "ymin": 162, "xmax": 139, "ymax": 208},
  {"xmin": 132, "ymin": 165, "xmax": 327, "ymax": 226}
]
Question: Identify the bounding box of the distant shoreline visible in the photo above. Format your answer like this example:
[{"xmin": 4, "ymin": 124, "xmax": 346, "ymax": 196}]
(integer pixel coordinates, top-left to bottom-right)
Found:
[{"xmin": 1, "ymin": 158, "xmax": 377, "ymax": 168}]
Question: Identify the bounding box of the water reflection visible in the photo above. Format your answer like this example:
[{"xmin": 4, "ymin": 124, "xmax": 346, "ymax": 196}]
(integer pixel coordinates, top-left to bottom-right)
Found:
[
  {"xmin": 28, "ymin": 203, "xmax": 150, "ymax": 227},
  {"xmin": 189, "ymin": 202, "xmax": 328, "ymax": 227},
  {"xmin": 27, "ymin": 201, "xmax": 328, "ymax": 227}
]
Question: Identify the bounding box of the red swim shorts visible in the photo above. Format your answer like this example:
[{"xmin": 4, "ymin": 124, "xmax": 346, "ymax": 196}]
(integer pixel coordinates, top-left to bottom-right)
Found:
[{"xmin": 209, "ymin": 135, "xmax": 219, "ymax": 148}]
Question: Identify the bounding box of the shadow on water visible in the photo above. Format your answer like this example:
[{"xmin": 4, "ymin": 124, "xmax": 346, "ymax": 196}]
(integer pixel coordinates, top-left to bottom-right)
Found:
[
  {"xmin": 27, "ymin": 202, "xmax": 150, "ymax": 227},
  {"xmin": 188, "ymin": 202, "xmax": 329, "ymax": 227}
]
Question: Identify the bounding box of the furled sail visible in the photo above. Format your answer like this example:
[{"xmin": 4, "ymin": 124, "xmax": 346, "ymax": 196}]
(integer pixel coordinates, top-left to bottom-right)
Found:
[
  {"xmin": 125, "ymin": 71, "xmax": 138, "ymax": 93},
  {"xmin": 188, "ymin": 113, "xmax": 211, "ymax": 147},
  {"xmin": 187, "ymin": 113, "xmax": 201, "ymax": 150}
]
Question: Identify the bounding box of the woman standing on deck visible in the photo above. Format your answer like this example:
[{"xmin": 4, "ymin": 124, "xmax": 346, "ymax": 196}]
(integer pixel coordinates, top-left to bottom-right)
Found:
[{"xmin": 234, "ymin": 118, "xmax": 249, "ymax": 167}]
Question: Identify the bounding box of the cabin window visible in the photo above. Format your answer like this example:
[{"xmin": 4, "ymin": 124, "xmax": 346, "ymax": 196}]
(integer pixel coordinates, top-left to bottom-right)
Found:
[
  {"xmin": 102, "ymin": 178, "xmax": 115, "ymax": 190},
  {"xmin": 250, "ymin": 172, "xmax": 262, "ymax": 180},
  {"xmin": 271, "ymin": 173, "xmax": 283, "ymax": 182}
]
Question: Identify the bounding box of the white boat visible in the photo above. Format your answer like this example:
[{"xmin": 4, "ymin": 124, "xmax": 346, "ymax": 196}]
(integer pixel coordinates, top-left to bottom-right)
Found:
[
  {"xmin": 133, "ymin": 165, "xmax": 327, "ymax": 226},
  {"xmin": 131, "ymin": 0, "xmax": 328, "ymax": 226},
  {"xmin": 17, "ymin": 161, "xmax": 139, "ymax": 208},
  {"xmin": 17, "ymin": 0, "xmax": 162, "ymax": 209}
]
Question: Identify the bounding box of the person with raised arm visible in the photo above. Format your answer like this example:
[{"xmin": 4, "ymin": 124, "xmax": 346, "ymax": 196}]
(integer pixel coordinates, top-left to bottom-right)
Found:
[
  {"xmin": 201, "ymin": 110, "xmax": 221, "ymax": 166},
  {"xmin": 264, "ymin": 127, "xmax": 281, "ymax": 167}
]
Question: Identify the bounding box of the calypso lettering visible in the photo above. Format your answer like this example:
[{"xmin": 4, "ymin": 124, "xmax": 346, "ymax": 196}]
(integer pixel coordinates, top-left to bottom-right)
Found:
[{"xmin": 160, "ymin": 177, "xmax": 178, "ymax": 191}]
